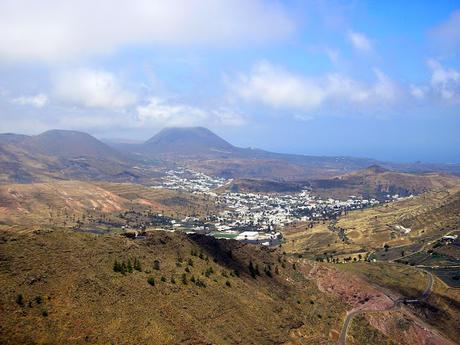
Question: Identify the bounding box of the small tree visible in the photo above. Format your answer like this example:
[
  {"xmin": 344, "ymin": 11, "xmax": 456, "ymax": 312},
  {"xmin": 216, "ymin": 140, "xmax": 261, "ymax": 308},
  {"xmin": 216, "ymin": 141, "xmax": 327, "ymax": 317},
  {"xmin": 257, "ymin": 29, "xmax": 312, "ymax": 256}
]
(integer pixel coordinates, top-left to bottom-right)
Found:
[
  {"xmin": 153, "ymin": 260, "xmax": 161, "ymax": 271},
  {"xmin": 147, "ymin": 277, "xmax": 155, "ymax": 286},
  {"xmin": 134, "ymin": 258, "xmax": 142, "ymax": 271},
  {"xmin": 249, "ymin": 260, "xmax": 256, "ymax": 278},
  {"xmin": 113, "ymin": 260, "xmax": 121, "ymax": 273},
  {"xmin": 225, "ymin": 280, "xmax": 231, "ymax": 287},
  {"xmin": 182, "ymin": 273, "xmax": 187, "ymax": 285},
  {"xmin": 15, "ymin": 294, "xmax": 24, "ymax": 306},
  {"xmin": 120, "ymin": 262, "xmax": 127, "ymax": 275}
]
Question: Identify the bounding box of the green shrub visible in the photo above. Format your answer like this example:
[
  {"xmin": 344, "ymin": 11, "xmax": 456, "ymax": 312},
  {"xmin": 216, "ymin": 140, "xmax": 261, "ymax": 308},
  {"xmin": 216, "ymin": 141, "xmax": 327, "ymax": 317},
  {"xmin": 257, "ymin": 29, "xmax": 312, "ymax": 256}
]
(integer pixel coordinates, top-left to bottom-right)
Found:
[{"xmin": 134, "ymin": 258, "xmax": 142, "ymax": 271}]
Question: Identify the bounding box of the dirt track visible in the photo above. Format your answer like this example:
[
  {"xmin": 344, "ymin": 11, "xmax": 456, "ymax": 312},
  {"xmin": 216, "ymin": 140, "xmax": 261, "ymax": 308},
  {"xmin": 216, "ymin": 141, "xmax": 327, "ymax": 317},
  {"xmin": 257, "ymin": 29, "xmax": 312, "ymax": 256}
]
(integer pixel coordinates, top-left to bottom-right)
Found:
[{"xmin": 337, "ymin": 269, "xmax": 436, "ymax": 345}]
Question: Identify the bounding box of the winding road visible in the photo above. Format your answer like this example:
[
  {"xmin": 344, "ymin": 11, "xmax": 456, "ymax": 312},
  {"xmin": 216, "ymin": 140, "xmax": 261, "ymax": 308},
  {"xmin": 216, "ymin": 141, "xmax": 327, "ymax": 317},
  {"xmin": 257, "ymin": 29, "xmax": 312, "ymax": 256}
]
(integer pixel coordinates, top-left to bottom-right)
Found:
[{"xmin": 337, "ymin": 268, "xmax": 434, "ymax": 345}]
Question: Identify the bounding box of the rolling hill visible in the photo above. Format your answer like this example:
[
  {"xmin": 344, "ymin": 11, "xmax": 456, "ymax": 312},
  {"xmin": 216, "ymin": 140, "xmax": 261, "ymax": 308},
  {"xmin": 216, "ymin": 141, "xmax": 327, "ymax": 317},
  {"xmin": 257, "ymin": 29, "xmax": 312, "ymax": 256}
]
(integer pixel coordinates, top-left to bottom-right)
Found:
[
  {"xmin": 20, "ymin": 130, "xmax": 126, "ymax": 160},
  {"xmin": 0, "ymin": 130, "xmax": 150, "ymax": 183},
  {"xmin": 308, "ymin": 165, "xmax": 460, "ymax": 199}
]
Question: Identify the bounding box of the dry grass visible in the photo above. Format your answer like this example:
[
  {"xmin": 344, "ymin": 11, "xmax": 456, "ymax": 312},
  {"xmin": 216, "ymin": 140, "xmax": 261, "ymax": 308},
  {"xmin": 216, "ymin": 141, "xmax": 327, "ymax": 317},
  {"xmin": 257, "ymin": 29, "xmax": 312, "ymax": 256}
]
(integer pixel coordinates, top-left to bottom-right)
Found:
[
  {"xmin": 347, "ymin": 314, "xmax": 396, "ymax": 345},
  {"xmin": 283, "ymin": 189, "xmax": 460, "ymax": 262},
  {"xmin": 0, "ymin": 228, "xmax": 347, "ymax": 345}
]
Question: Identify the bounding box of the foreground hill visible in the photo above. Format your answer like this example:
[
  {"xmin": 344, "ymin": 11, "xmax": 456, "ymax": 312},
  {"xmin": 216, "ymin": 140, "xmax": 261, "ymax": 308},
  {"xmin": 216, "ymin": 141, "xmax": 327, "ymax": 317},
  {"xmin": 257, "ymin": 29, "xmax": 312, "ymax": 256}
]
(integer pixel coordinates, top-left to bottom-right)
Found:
[
  {"xmin": 1, "ymin": 227, "xmax": 456, "ymax": 345},
  {"xmin": 0, "ymin": 229, "xmax": 348, "ymax": 345}
]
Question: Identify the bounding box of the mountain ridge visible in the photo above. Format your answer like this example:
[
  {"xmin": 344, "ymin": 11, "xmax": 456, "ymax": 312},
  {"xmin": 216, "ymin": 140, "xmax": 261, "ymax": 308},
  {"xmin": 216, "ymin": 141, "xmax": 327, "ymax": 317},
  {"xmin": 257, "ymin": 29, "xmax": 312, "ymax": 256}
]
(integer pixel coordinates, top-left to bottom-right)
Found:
[{"xmin": 1, "ymin": 127, "xmax": 460, "ymax": 183}]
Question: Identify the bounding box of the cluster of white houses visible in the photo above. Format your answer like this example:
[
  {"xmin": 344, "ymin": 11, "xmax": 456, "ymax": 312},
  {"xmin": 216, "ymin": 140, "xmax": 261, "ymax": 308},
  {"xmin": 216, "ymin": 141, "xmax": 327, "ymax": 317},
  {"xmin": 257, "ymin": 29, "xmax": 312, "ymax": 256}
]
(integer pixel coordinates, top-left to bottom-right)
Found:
[{"xmin": 150, "ymin": 169, "xmax": 386, "ymax": 246}]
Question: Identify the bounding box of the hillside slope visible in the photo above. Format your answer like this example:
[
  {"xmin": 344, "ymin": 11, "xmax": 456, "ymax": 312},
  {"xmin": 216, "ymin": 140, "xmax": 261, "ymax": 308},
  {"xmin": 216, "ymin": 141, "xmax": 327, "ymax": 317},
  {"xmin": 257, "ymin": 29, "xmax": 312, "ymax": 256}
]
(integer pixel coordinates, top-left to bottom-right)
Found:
[
  {"xmin": 309, "ymin": 165, "xmax": 460, "ymax": 199},
  {"xmin": 0, "ymin": 229, "xmax": 347, "ymax": 345},
  {"xmin": 0, "ymin": 130, "xmax": 147, "ymax": 183}
]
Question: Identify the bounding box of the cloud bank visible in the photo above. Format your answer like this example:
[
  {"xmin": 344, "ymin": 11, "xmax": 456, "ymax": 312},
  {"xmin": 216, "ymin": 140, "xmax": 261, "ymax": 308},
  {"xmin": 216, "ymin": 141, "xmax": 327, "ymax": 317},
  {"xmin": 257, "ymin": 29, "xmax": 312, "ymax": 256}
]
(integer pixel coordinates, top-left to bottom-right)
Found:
[{"xmin": 0, "ymin": 0, "xmax": 294, "ymax": 62}]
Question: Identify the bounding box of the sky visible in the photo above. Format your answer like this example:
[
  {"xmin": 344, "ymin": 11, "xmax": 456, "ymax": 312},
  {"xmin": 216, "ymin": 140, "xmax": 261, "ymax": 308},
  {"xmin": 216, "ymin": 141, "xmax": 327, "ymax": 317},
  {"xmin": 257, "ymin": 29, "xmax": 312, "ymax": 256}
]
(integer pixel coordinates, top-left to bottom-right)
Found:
[{"xmin": 0, "ymin": 0, "xmax": 459, "ymax": 163}]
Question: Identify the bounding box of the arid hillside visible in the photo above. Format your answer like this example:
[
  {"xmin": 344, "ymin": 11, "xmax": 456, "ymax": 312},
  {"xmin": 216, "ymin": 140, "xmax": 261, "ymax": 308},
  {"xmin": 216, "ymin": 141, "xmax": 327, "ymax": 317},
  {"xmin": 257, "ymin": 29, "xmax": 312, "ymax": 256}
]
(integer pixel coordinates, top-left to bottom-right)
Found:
[
  {"xmin": 0, "ymin": 181, "xmax": 222, "ymax": 230},
  {"xmin": 308, "ymin": 165, "xmax": 460, "ymax": 199},
  {"xmin": 0, "ymin": 228, "xmax": 456, "ymax": 345},
  {"xmin": 0, "ymin": 229, "xmax": 348, "ymax": 345}
]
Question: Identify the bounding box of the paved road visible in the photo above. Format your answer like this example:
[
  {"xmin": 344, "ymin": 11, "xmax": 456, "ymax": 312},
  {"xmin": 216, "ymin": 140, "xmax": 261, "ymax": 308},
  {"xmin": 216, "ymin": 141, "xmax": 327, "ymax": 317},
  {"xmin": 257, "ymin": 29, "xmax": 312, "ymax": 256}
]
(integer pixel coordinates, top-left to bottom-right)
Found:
[{"xmin": 337, "ymin": 269, "xmax": 434, "ymax": 345}]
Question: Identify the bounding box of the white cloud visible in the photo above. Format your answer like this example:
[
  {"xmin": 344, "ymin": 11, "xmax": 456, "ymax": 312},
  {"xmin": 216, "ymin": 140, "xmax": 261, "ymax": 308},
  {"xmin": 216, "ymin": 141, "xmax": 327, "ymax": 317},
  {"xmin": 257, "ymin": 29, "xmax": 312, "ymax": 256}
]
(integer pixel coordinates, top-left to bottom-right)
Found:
[
  {"xmin": 410, "ymin": 84, "xmax": 427, "ymax": 100},
  {"xmin": 136, "ymin": 98, "xmax": 246, "ymax": 127},
  {"xmin": 12, "ymin": 93, "xmax": 48, "ymax": 107},
  {"xmin": 54, "ymin": 68, "xmax": 136, "ymax": 109},
  {"xmin": 0, "ymin": 0, "xmax": 294, "ymax": 62},
  {"xmin": 234, "ymin": 61, "xmax": 326, "ymax": 110},
  {"xmin": 231, "ymin": 61, "xmax": 399, "ymax": 112},
  {"xmin": 347, "ymin": 31, "xmax": 372, "ymax": 52},
  {"xmin": 427, "ymin": 59, "xmax": 460, "ymax": 100},
  {"xmin": 136, "ymin": 97, "xmax": 207, "ymax": 126}
]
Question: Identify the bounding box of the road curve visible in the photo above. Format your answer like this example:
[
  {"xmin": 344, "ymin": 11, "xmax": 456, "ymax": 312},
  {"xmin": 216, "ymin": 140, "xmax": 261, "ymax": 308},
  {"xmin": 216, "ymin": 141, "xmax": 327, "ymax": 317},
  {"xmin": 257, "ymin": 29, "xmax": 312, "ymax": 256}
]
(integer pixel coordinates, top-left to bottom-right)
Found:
[{"xmin": 337, "ymin": 269, "xmax": 434, "ymax": 345}]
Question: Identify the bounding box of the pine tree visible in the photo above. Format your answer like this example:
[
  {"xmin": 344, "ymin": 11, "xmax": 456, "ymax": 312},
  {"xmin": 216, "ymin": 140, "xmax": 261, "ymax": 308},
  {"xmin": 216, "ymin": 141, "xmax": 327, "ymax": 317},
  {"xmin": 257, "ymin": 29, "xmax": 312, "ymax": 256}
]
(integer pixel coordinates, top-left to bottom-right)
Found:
[
  {"xmin": 249, "ymin": 260, "xmax": 256, "ymax": 278},
  {"xmin": 113, "ymin": 260, "xmax": 121, "ymax": 273},
  {"xmin": 15, "ymin": 294, "xmax": 24, "ymax": 306},
  {"xmin": 121, "ymin": 262, "xmax": 127, "ymax": 275},
  {"xmin": 134, "ymin": 258, "xmax": 142, "ymax": 271}
]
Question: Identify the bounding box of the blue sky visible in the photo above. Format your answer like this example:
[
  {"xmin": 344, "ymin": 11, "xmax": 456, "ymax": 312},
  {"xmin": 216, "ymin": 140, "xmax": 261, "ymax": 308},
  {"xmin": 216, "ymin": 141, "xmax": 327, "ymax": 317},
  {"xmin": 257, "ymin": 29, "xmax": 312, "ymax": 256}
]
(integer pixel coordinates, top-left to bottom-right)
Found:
[{"xmin": 0, "ymin": 0, "xmax": 459, "ymax": 163}]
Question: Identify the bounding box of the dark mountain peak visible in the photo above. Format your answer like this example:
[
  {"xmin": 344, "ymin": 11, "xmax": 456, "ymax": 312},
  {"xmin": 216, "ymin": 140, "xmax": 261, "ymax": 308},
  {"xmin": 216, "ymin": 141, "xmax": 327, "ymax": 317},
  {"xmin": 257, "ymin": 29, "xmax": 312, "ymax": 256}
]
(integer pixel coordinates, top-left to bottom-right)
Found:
[
  {"xmin": 38, "ymin": 129, "xmax": 93, "ymax": 139},
  {"xmin": 143, "ymin": 126, "xmax": 235, "ymax": 154},
  {"xmin": 23, "ymin": 129, "xmax": 123, "ymax": 160}
]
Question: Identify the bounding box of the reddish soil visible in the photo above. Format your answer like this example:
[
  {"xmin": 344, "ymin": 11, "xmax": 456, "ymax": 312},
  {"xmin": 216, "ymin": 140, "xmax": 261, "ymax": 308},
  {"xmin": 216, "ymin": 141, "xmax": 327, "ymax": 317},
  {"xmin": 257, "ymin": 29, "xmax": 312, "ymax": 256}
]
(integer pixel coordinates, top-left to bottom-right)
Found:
[{"xmin": 303, "ymin": 262, "xmax": 455, "ymax": 345}]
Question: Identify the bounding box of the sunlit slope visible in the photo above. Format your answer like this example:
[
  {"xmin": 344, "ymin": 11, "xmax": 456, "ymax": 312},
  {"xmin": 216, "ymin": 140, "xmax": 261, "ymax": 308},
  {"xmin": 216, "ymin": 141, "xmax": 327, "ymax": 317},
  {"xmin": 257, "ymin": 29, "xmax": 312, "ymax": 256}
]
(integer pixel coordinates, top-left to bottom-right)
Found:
[{"xmin": 0, "ymin": 229, "xmax": 347, "ymax": 345}]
